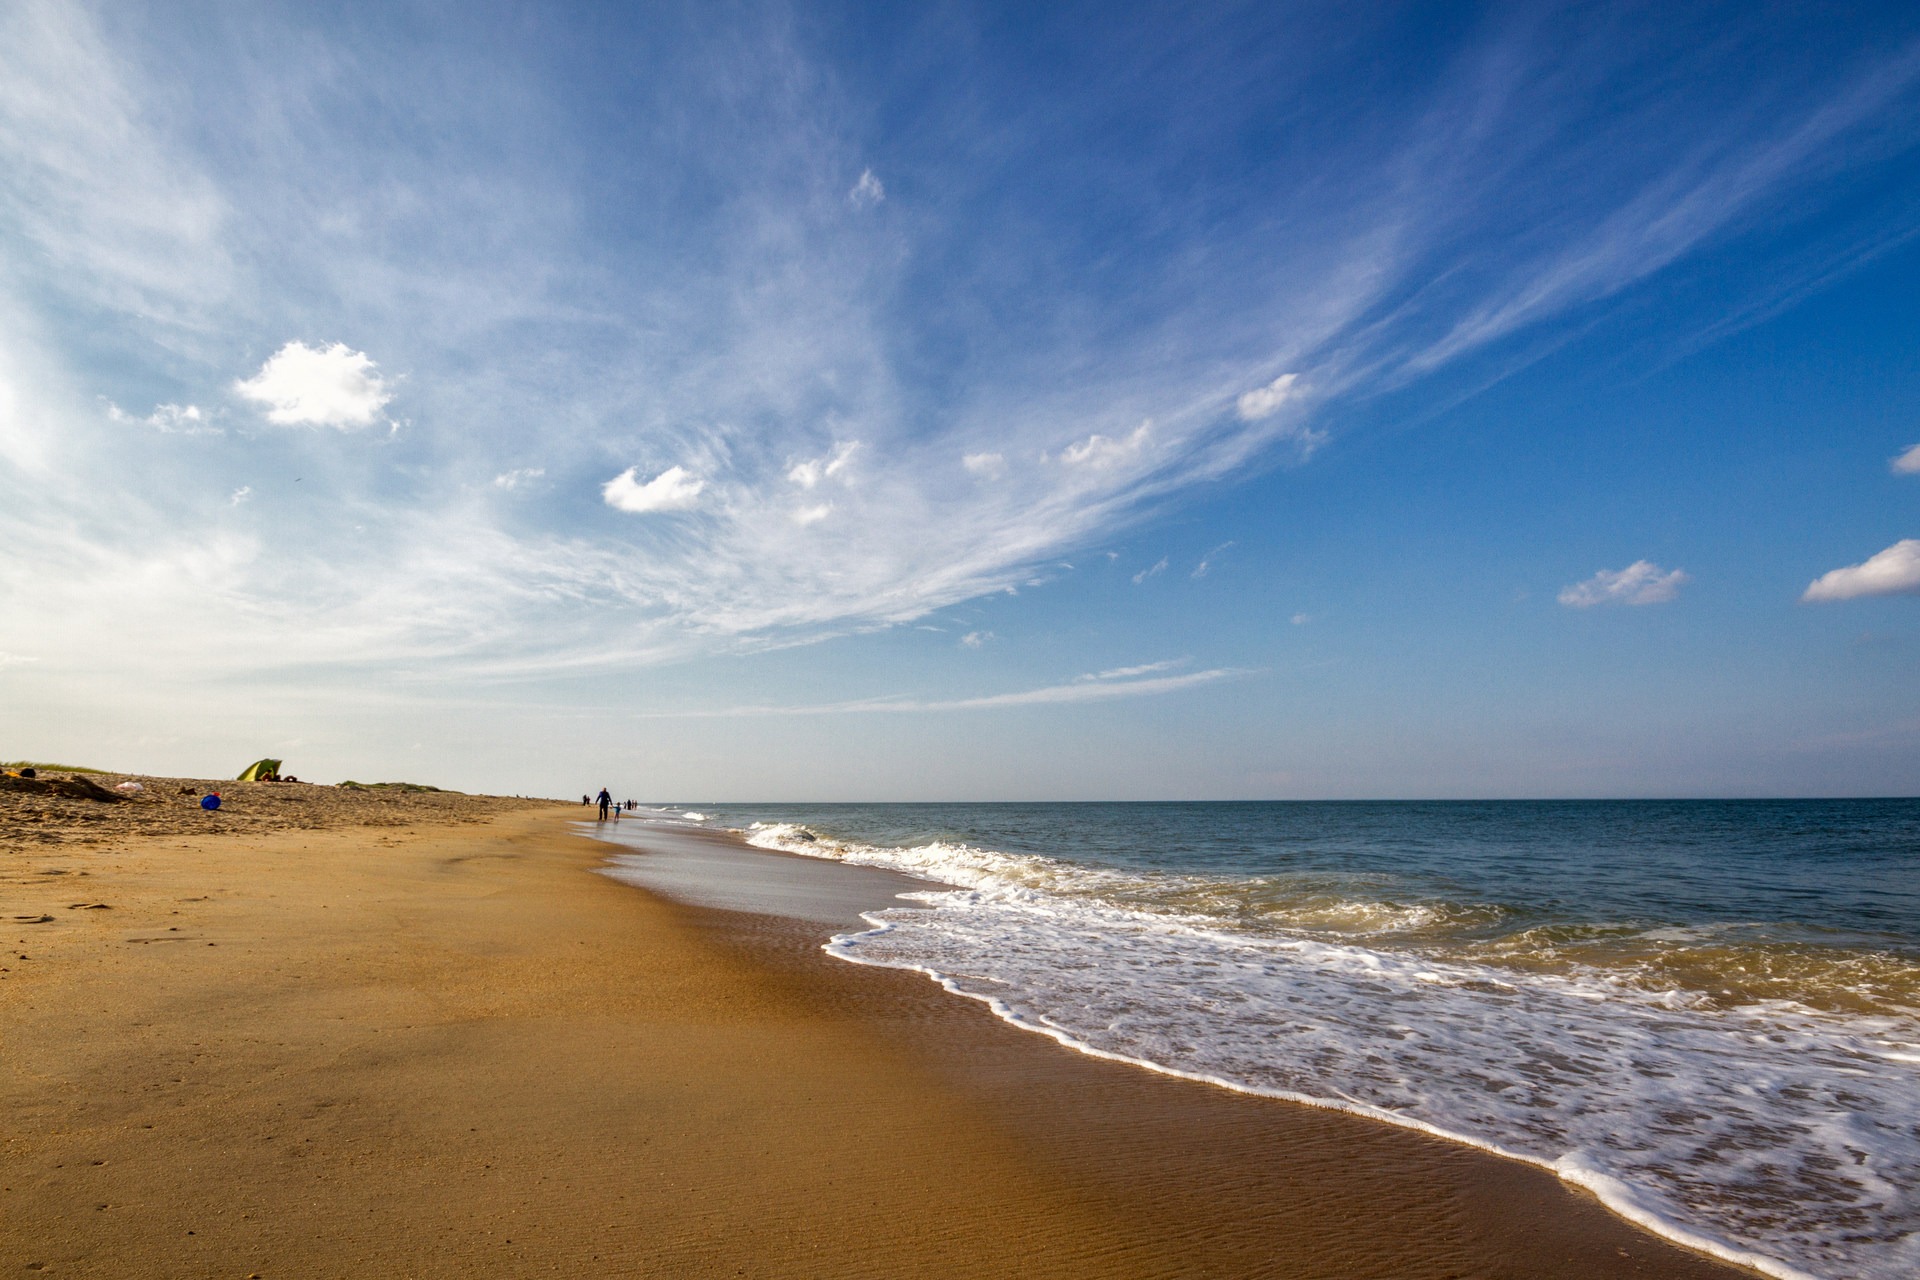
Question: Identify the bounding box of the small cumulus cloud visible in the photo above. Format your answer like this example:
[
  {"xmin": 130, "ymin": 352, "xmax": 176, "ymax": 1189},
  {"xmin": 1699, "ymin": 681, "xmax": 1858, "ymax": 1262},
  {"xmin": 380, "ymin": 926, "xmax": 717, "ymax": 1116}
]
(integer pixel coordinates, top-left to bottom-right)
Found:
[
  {"xmin": 1133, "ymin": 556, "xmax": 1168, "ymax": 584},
  {"xmin": 107, "ymin": 400, "xmax": 218, "ymax": 434},
  {"xmin": 492, "ymin": 467, "xmax": 545, "ymax": 490},
  {"xmin": 960, "ymin": 630, "xmax": 993, "ymax": 649},
  {"xmin": 1192, "ymin": 541, "xmax": 1236, "ymax": 578},
  {"xmin": 848, "ymin": 168, "xmax": 885, "ymax": 208},
  {"xmin": 793, "ymin": 502, "xmax": 834, "ymax": 526},
  {"xmin": 1802, "ymin": 539, "xmax": 1920, "ymax": 602},
  {"xmin": 962, "ymin": 451, "xmax": 1007, "ymax": 480},
  {"xmin": 603, "ymin": 465, "xmax": 703, "ymax": 514},
  {"xmin": 1061, "ymin": 421, "xmax": 1151, "ymax": 470},
  {"xmin": 1236, "ymin": 373, "xmax": 1300, "ymax": 421},
  {"xmin": 234, "ymin": 341, "xmax": 393, "ymax": 428},
  {"xmin": 788, "ymin": 441, "xmax": 859, "ymax": 489},
  {"xmin": 229, "ymin": 485, "xmax": 251, "ymax": 506},
  {"xmin": 1291, "ymin": 613, "xmax": 1311, "ymax": 626},
  {"xmin": 1892, "ymin": 444, "xmax": 1920, "ymax": 475},
  {"xmin": 1558, "ymin": 560, "xmax": 1689, "ymax": 608}
]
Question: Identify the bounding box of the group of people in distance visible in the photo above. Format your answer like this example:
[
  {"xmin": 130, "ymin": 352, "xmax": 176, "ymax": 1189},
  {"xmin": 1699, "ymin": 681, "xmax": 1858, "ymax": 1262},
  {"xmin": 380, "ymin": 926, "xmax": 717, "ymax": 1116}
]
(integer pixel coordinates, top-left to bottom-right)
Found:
[{"xmin": 584, "ymin": 788, "xmax": 636, "ymax": 820}]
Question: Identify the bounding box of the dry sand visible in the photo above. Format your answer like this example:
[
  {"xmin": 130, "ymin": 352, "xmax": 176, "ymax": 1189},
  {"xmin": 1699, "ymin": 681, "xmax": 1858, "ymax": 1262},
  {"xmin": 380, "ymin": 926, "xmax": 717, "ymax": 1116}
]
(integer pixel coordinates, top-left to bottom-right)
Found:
[{"xmin": 2, "ymin": 779, "xmax": 1760, "ymax": 1278}]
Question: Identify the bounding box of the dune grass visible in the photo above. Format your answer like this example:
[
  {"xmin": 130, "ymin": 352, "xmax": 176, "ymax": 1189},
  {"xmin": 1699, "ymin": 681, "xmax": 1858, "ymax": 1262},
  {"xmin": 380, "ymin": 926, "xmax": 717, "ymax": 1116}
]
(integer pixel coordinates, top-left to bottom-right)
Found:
[{"xmin": 2, "ymin": 760, "xmax": 108, "ymax": 774}]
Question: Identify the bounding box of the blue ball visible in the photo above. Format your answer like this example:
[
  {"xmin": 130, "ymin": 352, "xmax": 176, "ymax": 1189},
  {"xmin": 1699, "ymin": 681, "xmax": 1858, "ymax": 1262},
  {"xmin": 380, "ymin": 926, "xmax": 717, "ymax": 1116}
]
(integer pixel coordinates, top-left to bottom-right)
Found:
[{"xmin": 200, "ymin": 794, "xmax": 221, "ymax": 810}]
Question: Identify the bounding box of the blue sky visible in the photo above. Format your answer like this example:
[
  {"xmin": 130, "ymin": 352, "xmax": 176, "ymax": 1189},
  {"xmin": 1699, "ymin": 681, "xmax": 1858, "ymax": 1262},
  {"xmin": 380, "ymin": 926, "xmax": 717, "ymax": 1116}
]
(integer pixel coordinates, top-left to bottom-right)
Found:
[{"xmin": 4, "ymin": 0, "xmax": 1920, "ymax": 798}]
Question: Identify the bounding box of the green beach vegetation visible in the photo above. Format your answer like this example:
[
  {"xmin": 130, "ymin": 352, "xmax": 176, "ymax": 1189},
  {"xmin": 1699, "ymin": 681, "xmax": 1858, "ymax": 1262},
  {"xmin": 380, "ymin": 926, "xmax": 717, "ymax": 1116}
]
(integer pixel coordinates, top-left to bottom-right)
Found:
[{"xmin": 2, "ymin": 760, "xmax": 108, "ymax": 774}]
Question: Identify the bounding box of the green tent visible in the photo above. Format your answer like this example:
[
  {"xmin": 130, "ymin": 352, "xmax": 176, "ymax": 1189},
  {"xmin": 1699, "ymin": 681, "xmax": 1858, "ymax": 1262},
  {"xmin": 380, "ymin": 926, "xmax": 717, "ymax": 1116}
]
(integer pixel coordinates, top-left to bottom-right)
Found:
[{"xmin": 236, "ymin": 758, "xmax": 283, "ymax": 782}]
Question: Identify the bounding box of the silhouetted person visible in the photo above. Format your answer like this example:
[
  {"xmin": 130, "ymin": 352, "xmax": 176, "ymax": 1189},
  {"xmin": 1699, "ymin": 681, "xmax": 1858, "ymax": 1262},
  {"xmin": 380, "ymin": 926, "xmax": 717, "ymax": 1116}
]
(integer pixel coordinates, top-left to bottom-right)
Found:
[{"xmin": 596, "ymin": 788, "xmax": 612, "ymax": 820}]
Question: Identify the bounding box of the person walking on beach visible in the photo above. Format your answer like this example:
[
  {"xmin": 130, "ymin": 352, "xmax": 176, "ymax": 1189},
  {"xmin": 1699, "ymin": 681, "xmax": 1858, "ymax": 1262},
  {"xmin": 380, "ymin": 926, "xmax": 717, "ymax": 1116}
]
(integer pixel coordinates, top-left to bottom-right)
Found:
[{"xmin": 596, "ymin": 788, "xmax": 612, "ymax": 820}]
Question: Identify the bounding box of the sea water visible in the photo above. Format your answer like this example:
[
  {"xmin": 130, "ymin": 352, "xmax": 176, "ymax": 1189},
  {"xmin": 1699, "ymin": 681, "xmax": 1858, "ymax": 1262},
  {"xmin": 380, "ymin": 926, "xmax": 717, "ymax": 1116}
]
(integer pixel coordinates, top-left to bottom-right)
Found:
[{"xmin": 633, "ymin": 801, "xmax": 1919, "ymax": 1280}]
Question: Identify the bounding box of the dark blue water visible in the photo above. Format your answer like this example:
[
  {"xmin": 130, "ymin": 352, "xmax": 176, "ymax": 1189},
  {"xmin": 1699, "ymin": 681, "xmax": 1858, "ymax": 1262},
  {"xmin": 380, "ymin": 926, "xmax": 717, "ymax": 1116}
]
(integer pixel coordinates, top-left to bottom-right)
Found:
[{"xmin": 677, "ymin": 799, "xmax": 1920, "ymax": 945}]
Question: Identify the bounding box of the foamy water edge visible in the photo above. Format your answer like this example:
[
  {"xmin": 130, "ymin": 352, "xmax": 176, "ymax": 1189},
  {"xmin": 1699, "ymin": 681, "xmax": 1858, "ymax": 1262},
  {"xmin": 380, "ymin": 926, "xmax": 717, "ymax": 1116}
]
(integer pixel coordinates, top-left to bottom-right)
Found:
[{"xmin": 730, "ymin": 816, "xmax": 1912, "ymax": 1280}]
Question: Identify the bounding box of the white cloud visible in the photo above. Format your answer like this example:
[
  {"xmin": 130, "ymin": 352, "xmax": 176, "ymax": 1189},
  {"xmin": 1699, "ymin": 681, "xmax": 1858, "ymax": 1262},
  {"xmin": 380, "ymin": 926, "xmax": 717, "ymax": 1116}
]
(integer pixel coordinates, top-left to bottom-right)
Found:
[
  {"xmin": 1236, "ymin": 373, "xmax": 1300, "ymax": 421},
  {"xmin": 962, "ymin": 451, "xmax": 1007, "ymax": 480},
  {"xmin": 1892, "ymin": 444, "xmax": 1920, "ymax": 475},
  {"xmin": 1802, "ymin": 539, "xmax": 1920, "ymax": 602},
  {"xmin": 3, "ymin": 0, "xmax": 1917, "ymax": 732},
  {"xmin": 0, "ymin": 650, "xmax": 39, "ymax": 667},
  {"xmin": 1290, "ymin": 613, "xmax": 1311, "ymax": 626},
  {"xmin": 107, "ymin": 401, "xmax": 217, "ymax": 434},
  {"xmin": 1061, "ymin": 421, "xmax": 1151, "ymax": 470},
  {"xmin": 634, "ymin": 666, "xmax": 1252, "ymax": 717},
  {"xmin": 1192, "ymin": 541, "xmax": 1235, "ymax": 578},
  {"xmin": 960, "ymin": 630, "xmax": 992, "ymax": 649},
  {"xmin": 787, "ymin": 441, "xmax": 859, "ymax": 489},
  {"xmin": 848, "ymin": 169, "xmax": 884, "ymax": 208},
  {"xmin": 1133, "ymin": 556, "xmax": 1168, "ymax": 584},
  {"xmin": 229, "ymin": 485, "xmax": 251, "ymax": 506},
  {"xmin": 792, "ymin": 502, "xmax": 834, "ymax": 526},
  {"xmin": 492, "ymin": 467, "xmax": 545, "ymax": 489},
  {"xmin": 602, "ymin": 465, "xmax": 703, "ymax": 514},
  {"xmin": 1558, "ymin": 560, "xmax": 1690, "ymax": 608},
  {"xmin": 1079, "ymin": 658, "xmax": 1186, "ymax": 681},
  {"xmin": 234, "ymin": 341, "xmax": 393, "ymax": 429}
]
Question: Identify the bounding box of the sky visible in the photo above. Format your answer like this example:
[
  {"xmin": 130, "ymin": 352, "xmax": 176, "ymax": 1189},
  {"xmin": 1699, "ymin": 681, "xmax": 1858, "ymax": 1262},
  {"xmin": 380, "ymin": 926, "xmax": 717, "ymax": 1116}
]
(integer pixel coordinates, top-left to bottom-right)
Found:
[{"xmin": 4, "ymin": 0, "xmax": 1920, "ymax": 799}]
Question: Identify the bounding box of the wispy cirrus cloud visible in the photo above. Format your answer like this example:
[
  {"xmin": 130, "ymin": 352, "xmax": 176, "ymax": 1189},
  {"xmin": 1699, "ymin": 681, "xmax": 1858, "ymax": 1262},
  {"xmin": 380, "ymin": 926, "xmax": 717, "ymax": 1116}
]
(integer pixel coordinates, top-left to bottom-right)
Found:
[
  {"xmin": 631, "ymin": 665, "xmax": 1250, "ymax": 718},
  {"xmin": 1191, "ymin": 542, "xmax": 1235, "ymax": 579},
  {"xmin": 1, "ymin": 0, "xmax": 1916, "ymax": 706},
  {"xmin": 787, "ymin": 441, "xmax": 859, "ymax": 489},
  {"xmin": 1236, "ymin": 374, "xmax": 1300, "ymax": 421},
  {"xmin": 848, "ymin": 168, "xmax": 884, "ymax": 208},
  {"xmin": 1079, "ymin": 658, "xmax": 1187, "ymax": 681},
  {"xmin": 962, "ymin": 452, "xmax": 1007, "ymax": 480},
  {"xmin": 1132, "ymin": 557, "xmax": 1168, "ymax": 584}
]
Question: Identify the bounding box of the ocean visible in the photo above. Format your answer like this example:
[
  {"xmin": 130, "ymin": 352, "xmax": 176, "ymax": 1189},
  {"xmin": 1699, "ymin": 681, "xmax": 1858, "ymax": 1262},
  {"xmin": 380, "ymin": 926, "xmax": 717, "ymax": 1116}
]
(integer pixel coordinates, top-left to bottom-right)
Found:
[{"xmin": 622, "ymin": 800, "xmax": 1919, "ymax": 1280}]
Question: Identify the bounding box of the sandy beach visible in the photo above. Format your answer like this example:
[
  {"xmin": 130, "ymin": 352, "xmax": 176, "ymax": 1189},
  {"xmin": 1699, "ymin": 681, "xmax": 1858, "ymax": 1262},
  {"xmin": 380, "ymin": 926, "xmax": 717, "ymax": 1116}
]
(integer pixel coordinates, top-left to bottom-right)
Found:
[{"xmin": 2, "ymin": 777, "xmax": 1760, "ymax": 1278}]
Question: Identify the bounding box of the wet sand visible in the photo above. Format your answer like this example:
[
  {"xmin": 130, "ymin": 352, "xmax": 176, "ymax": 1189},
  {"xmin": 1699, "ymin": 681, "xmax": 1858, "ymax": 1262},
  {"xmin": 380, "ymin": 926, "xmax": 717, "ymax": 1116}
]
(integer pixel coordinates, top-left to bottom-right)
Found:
[{"xmin": 2, "ymin": 791, "xmax": 1760, "ymax": 1277}]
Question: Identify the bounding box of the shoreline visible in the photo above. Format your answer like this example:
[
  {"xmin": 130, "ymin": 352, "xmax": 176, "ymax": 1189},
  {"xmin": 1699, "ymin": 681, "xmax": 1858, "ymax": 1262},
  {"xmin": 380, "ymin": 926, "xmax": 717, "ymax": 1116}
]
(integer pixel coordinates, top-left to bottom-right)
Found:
[
  {"xmin": 4, "ymin": 800, "xmax": 1760, "ymax": 1277},
  {"xmin": 595, "ymin": 812, "xmax": 1767, "ymax": 1279}
]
